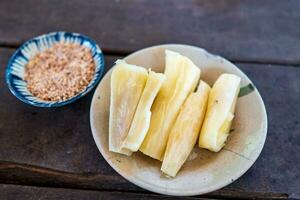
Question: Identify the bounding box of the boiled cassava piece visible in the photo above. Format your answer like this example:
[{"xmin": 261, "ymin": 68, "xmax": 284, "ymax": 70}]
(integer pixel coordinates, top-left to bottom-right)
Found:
[
  {"xmin": 162, "ymin": 81, "xmax": 210, "ymax": 177},
  {"xmin": 109, "ymin": 60, "xmax": 148, "ymax": 155},
  {"xmin": 122, "ymin": 70, "xmax": 166, "ymax": 152},
  {"xmin": 140, "ymin": 50, "xmax": 201, "ymax": 161},
  {"xmin": 199, "ymin": 73, "xmax": 241, "ymax": 152}
]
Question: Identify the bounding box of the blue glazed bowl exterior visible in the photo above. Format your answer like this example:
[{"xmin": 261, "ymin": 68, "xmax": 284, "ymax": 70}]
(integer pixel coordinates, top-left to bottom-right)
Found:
[{"xmin": 6, "ymin": 32, "xmax": 105, "ymax": 107}]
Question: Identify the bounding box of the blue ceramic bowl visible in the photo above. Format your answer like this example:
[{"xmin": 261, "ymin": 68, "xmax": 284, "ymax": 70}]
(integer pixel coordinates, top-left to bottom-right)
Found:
[{"xmin": 6, "ymin": 32, "xmax": 105, "ymax": 107}]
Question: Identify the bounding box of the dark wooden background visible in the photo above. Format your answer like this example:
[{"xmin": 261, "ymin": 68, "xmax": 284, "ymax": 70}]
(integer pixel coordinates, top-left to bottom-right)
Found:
[{"xmin": 0, "ymin": 0, "xmax": 299, "ymax": 199}]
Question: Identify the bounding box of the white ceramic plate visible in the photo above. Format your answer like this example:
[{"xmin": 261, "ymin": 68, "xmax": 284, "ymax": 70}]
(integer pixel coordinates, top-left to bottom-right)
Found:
[{"xmin": 90, "ymin": 44, "xmax": 267, "ymax": 196}]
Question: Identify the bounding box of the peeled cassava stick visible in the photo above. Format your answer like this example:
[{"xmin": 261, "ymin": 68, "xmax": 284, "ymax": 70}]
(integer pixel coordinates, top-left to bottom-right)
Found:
[
  {"xmin": 199, "ymin": 73, "xmax": 241, "ymax": 152},
  {"xmin": 161, "ymin": 81, "xmax": 210, "ymax": 177},
  {"xmin": 140, "ymin": 50, "xmax": 200, "ymax": 161},
  {"xmin": 122, "ymin": 70, "xmax": 165, "ymax": 152},
  {"xmin": 109, "ymin": 60, "xmax": 148, "ymax": 155}
]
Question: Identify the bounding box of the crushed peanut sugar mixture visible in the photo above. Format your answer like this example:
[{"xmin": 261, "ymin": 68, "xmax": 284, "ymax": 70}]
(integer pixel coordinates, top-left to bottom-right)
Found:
[{"xmin": 24, "ymin": 42, "xmax": 96, "ymax": 101}]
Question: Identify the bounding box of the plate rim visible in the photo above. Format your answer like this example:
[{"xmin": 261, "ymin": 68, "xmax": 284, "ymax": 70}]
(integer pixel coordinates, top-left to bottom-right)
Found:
[{"xmin": 90, "ymin": 44, "xmax": 268, "ymax": 196}]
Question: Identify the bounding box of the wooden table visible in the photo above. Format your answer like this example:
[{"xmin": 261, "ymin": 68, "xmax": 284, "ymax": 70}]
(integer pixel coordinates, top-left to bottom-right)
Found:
[{"xmin": 0, "ymin": 1, "xmax": 299, "ymax": 199}]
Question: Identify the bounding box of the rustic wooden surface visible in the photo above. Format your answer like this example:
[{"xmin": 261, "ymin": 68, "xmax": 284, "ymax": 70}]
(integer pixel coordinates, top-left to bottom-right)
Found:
[{"xmin": 0, "ymin": 1, "xmax": 299, "ymax": 199}]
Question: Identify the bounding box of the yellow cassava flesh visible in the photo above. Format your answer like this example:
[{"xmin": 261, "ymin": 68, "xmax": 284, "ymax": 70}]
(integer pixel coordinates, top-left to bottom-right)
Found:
[
  {"xmin": 109, "ymin": 60, "xmax": 148, "ymax": 155},
  {"xmin": 140, "ymin": 50, "xmax": 201, "ymax": 161},
  {"xmin": 199, "ymin": 73, "xmax": 241, "ymax": 152},
  {"xmin": 121, "ymin": 70, "xmax": 166, "ymax": 152},
  {"xmin": 161, "ymin": 81, "xmax": 211, "ymax": 177}
]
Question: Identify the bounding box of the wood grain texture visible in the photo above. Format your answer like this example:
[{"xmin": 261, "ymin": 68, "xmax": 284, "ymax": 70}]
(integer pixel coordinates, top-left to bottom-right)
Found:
[
  {"xmin": 0, "ymin": 47, "xmax": 299, "ymax": 198},
  {"xmin": 0, "ymin": 0, "xmax": 300, "ymax": 65},
  {"xmin": 0, "ymin": 184, "xmax": 209, "ymax": 200}
]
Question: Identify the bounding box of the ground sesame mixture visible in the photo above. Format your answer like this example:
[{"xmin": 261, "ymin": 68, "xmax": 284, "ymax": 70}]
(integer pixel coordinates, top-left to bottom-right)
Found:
[{"xmin": 24, "ymin": 42, "xmax": 96, "ymax": 101}]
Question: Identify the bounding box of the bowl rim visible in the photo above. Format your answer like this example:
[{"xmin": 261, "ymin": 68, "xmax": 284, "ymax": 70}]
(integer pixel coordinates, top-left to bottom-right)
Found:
[
  {"xmin": 5, "ymin": 31, "xmax": 105, "ymax": 107},
  {"xmin": 90, "ymin": 44, "xmax": 268, "ymax": 196}
]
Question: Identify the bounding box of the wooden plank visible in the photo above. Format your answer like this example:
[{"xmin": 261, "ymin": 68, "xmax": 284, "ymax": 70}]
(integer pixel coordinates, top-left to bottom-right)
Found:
[
  {"xmin": 0, "ymin": 184, "xmax": 208, "ymax": 200},
  {"xmin": 0, "ymin": 48, "xmax": 299, "ymax": 198},
  {"xmin": 0, "ymin": 0, "xmax": 300, "ymax": 65},
  {"xmin": 0, "ymin": 162, "xmax": 288, "ymax": 200}
]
